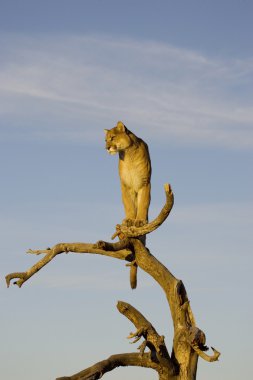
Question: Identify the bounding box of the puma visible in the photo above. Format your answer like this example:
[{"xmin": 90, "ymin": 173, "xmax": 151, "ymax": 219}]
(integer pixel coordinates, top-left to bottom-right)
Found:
[
  {"xmin": 104, "ymin": 121, "xmax": 152, "ymax": 289},
  {"xmin": 104, "ymin": 121, "xmax": 151, "ymax": 228}
]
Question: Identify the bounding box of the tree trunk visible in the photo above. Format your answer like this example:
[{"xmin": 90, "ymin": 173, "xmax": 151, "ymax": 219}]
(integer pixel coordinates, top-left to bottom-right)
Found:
[{"xmin": 5, "ymin": 184, "xmax": 220, "ymax": 379}]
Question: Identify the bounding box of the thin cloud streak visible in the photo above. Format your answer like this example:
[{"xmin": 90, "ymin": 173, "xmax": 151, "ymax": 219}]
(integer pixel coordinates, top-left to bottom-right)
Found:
[{"xmin": 0, "ymin": 34, "xmax": 253, "ymax": 148}]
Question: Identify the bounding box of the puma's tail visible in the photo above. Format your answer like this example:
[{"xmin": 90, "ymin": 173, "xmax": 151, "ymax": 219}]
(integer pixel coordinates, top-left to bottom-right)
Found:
[
  {"xmin": 130, "ymin": 262, "xmax": 138, "ymax": 289},
  {"xmin": 129, "ymin": 234, "xmax": 146, "ymax": 289}
]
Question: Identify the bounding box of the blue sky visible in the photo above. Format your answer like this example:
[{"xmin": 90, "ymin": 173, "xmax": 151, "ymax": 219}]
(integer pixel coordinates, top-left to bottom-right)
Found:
[{"xmin": 1, "ymin": 1, "xmax": 252, "ymax": 379}]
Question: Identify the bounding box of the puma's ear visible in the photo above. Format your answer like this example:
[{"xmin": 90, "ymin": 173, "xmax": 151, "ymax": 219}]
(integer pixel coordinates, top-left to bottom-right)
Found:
[
  {"xmin": 104, "ymin": 129, "xmax": 109, "ymax": 134},
  {"xmin": 116, "ymin": 121, "xmax": 126, "ymax": 132}
]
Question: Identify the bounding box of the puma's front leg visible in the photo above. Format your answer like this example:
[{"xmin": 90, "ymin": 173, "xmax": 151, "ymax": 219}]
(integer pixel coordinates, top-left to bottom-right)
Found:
[
  {"xmin": 121, "ymin": 183, "xmax": 137, "ymax": 226},
  {"xmin": 136, "ymin": 183, "xmax": 151, "ymax": 226}
]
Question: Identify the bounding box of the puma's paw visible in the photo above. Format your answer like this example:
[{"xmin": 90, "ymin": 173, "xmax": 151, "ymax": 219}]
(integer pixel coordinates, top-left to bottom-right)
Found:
[
  {"xmin": 134, "ymin": 219, "xmax": 148, "ymax": 227},
  {"xmin": 122, "ymin": 218, "xmax": 135, "ymax": 227}
]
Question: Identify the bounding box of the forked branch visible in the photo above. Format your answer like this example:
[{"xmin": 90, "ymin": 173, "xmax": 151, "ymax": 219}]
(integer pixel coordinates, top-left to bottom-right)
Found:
[
  {"xmin": 96, "ymin": 238, "xmax": 220, "ymax": 372},
  {"xmin": 117, "ymin": 301, "xmax": 176, "ymax": 375},
  {"xmin": 56, "ymin": 300, "xmax": 178, "ymax": 380},
  {"xmin": 5, "ymin": 184, "xmax": 173, "ymax": 288}
]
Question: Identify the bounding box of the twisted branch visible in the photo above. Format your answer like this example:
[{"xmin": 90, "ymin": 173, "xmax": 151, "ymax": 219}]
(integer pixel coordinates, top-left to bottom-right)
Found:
[
  {"xmin": 117, "ymin": 301, "xmax": 177, "ymax": 375},
  {"xmin": 191, "ymin": 345, "xmax": 220, "ymax": 362},
  {"xmin": 112, "ymin": 183, "xmax": 173, "ymax": 239}
]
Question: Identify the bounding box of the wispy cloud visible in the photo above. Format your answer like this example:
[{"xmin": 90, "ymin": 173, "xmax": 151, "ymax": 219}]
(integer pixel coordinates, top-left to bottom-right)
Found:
[{"xmin": 1, "ymin": 34, "xmax": 253, "ymax": 148}]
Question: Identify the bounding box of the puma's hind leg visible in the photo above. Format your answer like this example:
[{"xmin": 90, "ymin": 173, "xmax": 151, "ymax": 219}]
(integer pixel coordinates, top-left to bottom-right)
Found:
[
  {"xmin": 121, "ymin": 183, "xmax": 137, "ymax": 227},
  {"xmin": 135, "ymin": 183, "xmax": 151, "ymax": 227}
]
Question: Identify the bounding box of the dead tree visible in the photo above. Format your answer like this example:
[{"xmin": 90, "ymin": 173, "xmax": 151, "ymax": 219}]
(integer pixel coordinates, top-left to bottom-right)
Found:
[{"xmin": 5, "ymin": 184, "xmax": 220, "ymax": 380}]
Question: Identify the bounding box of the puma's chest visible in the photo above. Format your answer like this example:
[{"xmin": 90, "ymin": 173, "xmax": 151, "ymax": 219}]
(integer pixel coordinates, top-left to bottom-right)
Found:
[{"xmin": 119, "ymin": 154, "xmax": 150, "ymax": 191}]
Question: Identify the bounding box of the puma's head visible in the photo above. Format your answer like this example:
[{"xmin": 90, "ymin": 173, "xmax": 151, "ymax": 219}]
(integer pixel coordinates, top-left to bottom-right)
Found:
[{"xmin": 104, "ymin": 121, "xmax": 132, "ymax": 155}]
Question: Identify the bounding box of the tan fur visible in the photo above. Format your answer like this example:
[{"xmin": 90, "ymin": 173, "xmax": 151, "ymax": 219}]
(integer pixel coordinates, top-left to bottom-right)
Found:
[{"xmin": 105, "ymin": 121, "xmax": 151, "ymax": 227}]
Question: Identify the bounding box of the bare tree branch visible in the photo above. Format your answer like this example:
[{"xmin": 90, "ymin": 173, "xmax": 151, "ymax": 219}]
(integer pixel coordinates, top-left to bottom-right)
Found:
[
  {"xmin": 5, "ymin": 182, "xmax": 173, "ymax": 289},
  {"xmin": 117, "ymin": 301, "xmax": 177, "ymax": 375},
  {"xmin": 191, "ymin": 345, "xmax": 220, "ymax": 362},
  {"xmin": 5, "ymin": 242, "xmax": 132, "ymax": 288},
  {"xmin": 55, "ymin": 352, "xmax": 161, "ymax": 380}
]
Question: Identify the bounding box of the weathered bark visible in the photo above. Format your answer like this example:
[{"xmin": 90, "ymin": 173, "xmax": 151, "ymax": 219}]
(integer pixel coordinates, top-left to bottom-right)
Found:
[{"xmin": 5, "ymin": 184, "xmax": 220, "ymax": 379}]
